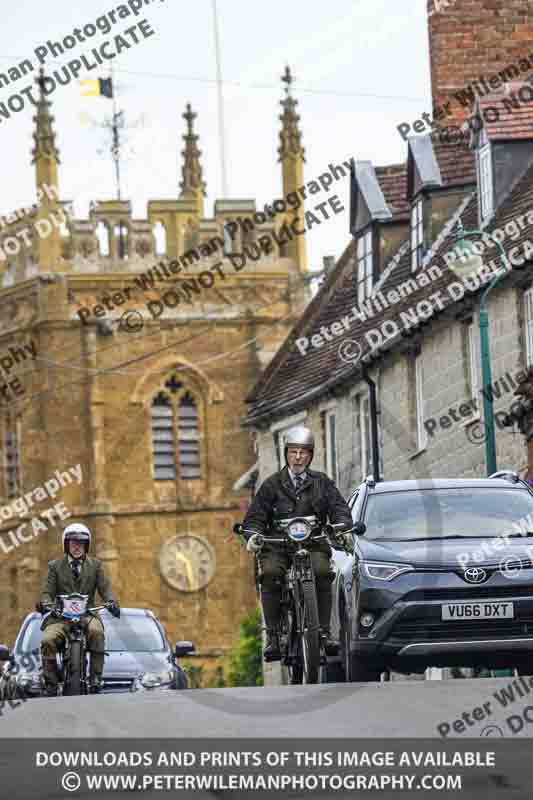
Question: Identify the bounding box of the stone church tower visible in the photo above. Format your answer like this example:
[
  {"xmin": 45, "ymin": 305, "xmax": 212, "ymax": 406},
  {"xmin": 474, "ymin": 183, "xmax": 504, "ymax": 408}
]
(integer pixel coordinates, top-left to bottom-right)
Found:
[{"xmin": 0, "ymin": 68, "xmax": 309, "ymax": 679}]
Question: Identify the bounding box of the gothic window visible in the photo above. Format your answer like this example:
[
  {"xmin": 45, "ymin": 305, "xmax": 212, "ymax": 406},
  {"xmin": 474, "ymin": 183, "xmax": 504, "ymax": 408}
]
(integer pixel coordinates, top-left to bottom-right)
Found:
[
  {"xmin": 178, "ymin": 393, "xmax": 201, "ymax": 479},
  {"xmin": 150, "ymin": 376, "xmax": 202, "ymax": 481},
  {"xmin": 95, "ymin": 221, "xmax": 110, "ymax": 256},
  {"xmin": 2, "ymin": 410, "xmax": 21, "ymax": 499},
  {"xmin": 153, "ymin": 221, "xmax": 167, "ymax": 256}
]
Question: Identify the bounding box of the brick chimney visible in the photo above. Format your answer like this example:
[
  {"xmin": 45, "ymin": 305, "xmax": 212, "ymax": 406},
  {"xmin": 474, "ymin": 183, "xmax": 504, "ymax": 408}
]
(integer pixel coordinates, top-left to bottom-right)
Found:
[{"xmin": 427, "ymin": 0, "xmax": 533, "ymax": 122}]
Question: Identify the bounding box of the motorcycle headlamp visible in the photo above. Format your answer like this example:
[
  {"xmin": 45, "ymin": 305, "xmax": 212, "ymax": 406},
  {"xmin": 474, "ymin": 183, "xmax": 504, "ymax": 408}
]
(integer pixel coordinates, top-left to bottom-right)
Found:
[
  {"xmin": 288, "ymin": 519, "xmax": 312, "ymax": 542},
  {"xmin": 361, "ymin": 561, "xmax": 414, "ymax": 581}
]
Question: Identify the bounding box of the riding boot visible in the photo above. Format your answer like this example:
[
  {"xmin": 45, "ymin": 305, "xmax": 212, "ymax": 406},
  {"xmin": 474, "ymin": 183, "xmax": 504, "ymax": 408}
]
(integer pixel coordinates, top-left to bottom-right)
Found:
[
  {"xmin": 317, "ymin": 587, "xmax": 338, "ymax": 654},
  {"xmin": 89, "ymin": 650, "xmax": 105, "ymax": 692},
  {"xmin": 260, "ymin": 588, "xmax": 282, "ymax": 661},
  {"xmin": 42, "ymin": 658, "xmax": 59, "ymax": 696}
]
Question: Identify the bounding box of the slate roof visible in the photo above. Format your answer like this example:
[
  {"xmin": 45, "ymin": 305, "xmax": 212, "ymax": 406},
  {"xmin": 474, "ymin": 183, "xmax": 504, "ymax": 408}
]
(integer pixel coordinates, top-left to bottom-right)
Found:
[
  {"xmin": 432, "ymin": 137, "xmax": 476, "ymax": 186},
  {"xmin": 245, "ymin": 153, "xmax": 533, "ymax": 427},
  {"xmin": 374, "ymin": 164, "xmax": 409, "ymax": 220}
]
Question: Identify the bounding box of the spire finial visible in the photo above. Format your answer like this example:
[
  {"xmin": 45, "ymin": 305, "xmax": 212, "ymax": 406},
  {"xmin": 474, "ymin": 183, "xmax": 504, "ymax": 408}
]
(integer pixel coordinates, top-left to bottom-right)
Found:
[
  {"xmin": 179, "ymin": 103, "xmax": 206, "ymax": 201},
  {"xmin": 32, "ymin": 68, "xmax": 60, "ymax": 165},
  {"xmin": 278, "ymin": 65, "xmax": 305, "ymax": 162},
  {"xmin": 281, "ymin": 64, "xmax": 294, "ymax": 95}
]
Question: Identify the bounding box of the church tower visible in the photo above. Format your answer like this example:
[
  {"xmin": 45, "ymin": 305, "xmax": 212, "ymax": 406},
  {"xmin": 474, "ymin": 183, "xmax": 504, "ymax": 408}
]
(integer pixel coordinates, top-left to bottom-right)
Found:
[{"xmin": 0, "ymin": 68, "xmax": 310, "ymax": 683}]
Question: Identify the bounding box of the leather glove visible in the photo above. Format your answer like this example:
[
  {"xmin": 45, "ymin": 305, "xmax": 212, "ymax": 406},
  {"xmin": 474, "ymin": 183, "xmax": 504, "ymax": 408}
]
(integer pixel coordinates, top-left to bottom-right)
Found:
[
  {"xmin": 107, "ymin": 601, "xmax": 121, "ymax": 619},
  {"xmin": 246, "ymin": 534, "xmax": 264, "ymax": 553}
]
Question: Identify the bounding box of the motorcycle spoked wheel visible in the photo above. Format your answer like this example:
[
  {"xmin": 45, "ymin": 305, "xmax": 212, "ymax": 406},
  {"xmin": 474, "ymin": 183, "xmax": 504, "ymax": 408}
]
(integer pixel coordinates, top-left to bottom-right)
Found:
[
  {"xmin": 300, "ymin": 581, "xmax": 320, "ymax": 685},
  {"xmin": 283, "ymin": 602, "xmax": 303, "ymax": 685},
  {"xmin": 64, "ymin": 641, "xmax": 84, "ymax": 696}
]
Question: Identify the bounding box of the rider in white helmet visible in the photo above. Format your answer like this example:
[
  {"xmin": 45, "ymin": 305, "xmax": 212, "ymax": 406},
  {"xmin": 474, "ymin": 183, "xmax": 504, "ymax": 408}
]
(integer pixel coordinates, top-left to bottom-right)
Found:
[
  {"xmin": 39, "ymin": 522, "xmax": 120, "ymax": 695},
  {"xmin": 242, "ymin": 425, "xmax": 352, "ymax": 661}
]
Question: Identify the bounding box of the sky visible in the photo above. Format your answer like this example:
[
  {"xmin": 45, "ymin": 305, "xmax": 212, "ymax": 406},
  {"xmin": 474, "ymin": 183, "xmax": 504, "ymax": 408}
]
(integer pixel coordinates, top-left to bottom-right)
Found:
[{"xmin": 0, "ymin": 0, "xmax": 432, "ymax": 270}]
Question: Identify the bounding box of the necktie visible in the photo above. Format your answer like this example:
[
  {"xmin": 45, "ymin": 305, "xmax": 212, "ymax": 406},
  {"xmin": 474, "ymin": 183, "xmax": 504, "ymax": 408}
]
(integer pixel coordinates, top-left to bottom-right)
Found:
[
  {"xmin": 294, "ymin": 474, "xmax": 303, "ymax": 492},
  {"xmin": 71, "ymin": 560, "xmax": 81, "ymax": 581}
]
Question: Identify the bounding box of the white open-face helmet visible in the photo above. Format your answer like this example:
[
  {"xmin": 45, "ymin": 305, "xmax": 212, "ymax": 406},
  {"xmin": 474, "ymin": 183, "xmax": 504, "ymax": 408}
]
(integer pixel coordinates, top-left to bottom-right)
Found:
[
  {"xmin": 63, "ymin": 522, "xmax": 91, "ymax": 555},
  {"xmin": 283, "ymin": 425, "xmax": 315, "ymax": 465}
]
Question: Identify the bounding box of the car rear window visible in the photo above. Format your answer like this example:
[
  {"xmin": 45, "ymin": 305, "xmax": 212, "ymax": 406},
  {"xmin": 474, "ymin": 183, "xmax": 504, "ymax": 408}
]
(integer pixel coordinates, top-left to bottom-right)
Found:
[{"xmin": 363, "ymin": 488, "xmax": 533, "ymax": 541}]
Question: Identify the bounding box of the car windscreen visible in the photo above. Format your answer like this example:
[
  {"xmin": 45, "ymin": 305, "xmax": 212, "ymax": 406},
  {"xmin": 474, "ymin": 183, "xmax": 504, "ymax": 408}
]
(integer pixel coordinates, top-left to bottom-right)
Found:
[
  {"xmin": 102, "ymin": 614, "xmax": 166, "ymax": 652},
  {"xmin": 17, "ymin": 614, "xmax": 166, "ymax": 655},
  {"xmin": 363, "ymin": 488, "xmax": 533, "ymax": 541}
]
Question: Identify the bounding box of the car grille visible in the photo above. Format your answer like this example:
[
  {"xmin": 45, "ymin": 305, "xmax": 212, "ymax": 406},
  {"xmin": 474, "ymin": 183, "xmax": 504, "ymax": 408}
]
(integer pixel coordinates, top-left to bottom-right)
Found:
[
  {"xmin": 393, "ymin": 617, "xmax": 533, "ymax": 641},
  {"xmin": 404, "ymin": 586, "xmax": 533, "ymax": 601}
]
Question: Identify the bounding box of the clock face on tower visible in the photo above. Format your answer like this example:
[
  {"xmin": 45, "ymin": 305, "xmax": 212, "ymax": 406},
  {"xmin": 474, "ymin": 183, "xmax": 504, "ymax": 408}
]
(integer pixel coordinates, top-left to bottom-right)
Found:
[{"xmin": 159, "ymin": 535, "xmax": 216, "ymax": 593}]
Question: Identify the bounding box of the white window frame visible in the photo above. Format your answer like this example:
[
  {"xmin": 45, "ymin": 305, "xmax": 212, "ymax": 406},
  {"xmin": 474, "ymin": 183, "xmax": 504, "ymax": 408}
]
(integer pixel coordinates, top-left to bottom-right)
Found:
[
  {"xmin": 357, "ymin": 229, "xmax": 373, "ymax": 304},
  {"xmin": 525, "ymin": 288, "xmax": 533, "ymax": 366},
  {"xmin": 324, "ymin": 410, "xmax": 338, "ymax": 482},
  {"xmin": 411, "ymin": 197, "xmax": 424, "ymax": 271},
  {"xmin": 467, "ymin": 321, "xmax": 481, "ymax": 404},
  {"xmin": 415, "ymin": 354, "xmax": 427, "ymax": 450},
  {"xmin": 358, "ymin": 393, "xmax": 372, "ymax": 480},
  {"xmin": 478, "ymin": 143, "xmax": 493, "ymax": 221}
]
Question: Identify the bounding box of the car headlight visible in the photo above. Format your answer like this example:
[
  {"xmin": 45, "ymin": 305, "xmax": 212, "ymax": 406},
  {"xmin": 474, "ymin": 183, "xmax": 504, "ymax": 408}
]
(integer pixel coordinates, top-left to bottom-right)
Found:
[
  {"xmin": 361, "ymin": 561, "xmax": 414, "ymax": 581},
  {"xmin": 138, "ymin": 670, "xmax": 174, "ymax": 690}
]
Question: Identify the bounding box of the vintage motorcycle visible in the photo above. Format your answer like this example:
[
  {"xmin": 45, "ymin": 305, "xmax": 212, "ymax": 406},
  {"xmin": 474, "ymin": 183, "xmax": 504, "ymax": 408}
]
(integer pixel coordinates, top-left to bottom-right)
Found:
[
  {"xmin": 39, "ymin": 593, "xmax": 113, "ymax": 696},
  {"xmin": 235, "ymin": 516, "xmax": 354, "ymax": 685}
]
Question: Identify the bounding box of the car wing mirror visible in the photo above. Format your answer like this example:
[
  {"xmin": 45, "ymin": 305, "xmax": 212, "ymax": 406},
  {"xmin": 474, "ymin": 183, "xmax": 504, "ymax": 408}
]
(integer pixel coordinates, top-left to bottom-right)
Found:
[
  {"xmin": 175, "ymin": 640, "xmax": 195, "ymax": 658},
  {"xmin": 352, "ymin": 521, "xmax": 366, "ymax": 536}
]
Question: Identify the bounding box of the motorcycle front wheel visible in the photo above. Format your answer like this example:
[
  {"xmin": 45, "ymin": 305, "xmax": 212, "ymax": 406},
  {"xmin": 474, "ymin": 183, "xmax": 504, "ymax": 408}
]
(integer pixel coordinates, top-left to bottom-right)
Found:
[
  {"xmin": 64, "ymin": 641, "xmax": 83, "ymax": 695},
  {"xmin": 301, "ymin": 581, "xmax": 320, "ymax": 685}
]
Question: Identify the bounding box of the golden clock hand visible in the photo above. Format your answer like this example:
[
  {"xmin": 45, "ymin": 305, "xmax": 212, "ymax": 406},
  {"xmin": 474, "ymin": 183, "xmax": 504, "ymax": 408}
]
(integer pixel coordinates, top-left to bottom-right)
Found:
[{"xmin": 175, "ymin": 553, "xmax": 196, "ymax": 591}]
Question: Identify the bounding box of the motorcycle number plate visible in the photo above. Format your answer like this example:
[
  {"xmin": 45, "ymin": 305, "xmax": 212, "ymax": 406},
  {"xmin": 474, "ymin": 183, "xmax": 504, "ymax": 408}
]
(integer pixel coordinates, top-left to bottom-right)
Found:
[{"xmin": 63, "ymin": 598, "xmax": 88, "ymax": 616}]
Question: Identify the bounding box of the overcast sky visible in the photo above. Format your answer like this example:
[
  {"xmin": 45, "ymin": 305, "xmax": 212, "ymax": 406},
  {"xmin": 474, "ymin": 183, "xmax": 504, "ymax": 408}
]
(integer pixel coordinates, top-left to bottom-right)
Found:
[{"xmin": 0, "ymin": 0, "xmax": 431, "ymax": 268}]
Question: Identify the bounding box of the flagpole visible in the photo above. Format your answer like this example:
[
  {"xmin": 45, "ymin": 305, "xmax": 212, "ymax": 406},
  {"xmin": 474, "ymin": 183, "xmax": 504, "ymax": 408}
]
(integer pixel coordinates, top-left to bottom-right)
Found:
[
  {"xmin": 109, "ymin": 63, "xmax": 126, "ymax": 258},
  {"xmin": 212, "ymin": 0, "xmax": 228, "ymax": 197}
]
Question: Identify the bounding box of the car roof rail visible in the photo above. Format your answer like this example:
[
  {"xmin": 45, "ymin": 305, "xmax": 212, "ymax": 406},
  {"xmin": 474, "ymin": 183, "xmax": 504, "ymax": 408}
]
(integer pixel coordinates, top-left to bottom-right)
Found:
[{"xmin": 489, "ymin": 470, "xmax": 520, "ymax": 483}]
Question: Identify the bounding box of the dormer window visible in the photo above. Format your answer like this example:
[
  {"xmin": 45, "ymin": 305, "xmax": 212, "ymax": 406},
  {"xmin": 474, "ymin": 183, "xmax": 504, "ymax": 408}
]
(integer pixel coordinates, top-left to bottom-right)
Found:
[
  {"xmin": 357, "ymin": 229, "xmax": 373, "ymax": 304},
  {"xmin": 410, "ymin": 197, "xmax": 424, "ymax": 271},
  {"xmin": 478, "ymin": 142, "xmax": 493, "ymax": 221}
]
